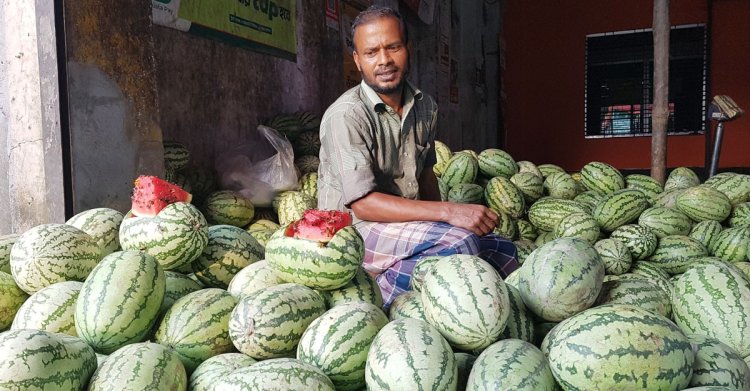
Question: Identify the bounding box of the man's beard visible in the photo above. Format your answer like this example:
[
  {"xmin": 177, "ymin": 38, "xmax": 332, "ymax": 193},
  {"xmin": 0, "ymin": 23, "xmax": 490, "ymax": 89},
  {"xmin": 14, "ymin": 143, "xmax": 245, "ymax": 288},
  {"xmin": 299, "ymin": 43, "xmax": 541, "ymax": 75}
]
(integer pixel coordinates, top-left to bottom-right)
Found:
[{"xmin": 363, "ymin": 66, "xmax": 409, "ymax": 95}]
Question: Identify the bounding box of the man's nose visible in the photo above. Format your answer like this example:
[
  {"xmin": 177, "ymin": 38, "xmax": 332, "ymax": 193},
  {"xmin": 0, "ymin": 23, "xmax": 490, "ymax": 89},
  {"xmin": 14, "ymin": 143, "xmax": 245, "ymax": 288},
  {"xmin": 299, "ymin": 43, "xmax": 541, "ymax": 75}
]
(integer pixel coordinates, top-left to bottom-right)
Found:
[{"xmin": 376, "ymin": 48, "xmax": 393, "ymax": 65}]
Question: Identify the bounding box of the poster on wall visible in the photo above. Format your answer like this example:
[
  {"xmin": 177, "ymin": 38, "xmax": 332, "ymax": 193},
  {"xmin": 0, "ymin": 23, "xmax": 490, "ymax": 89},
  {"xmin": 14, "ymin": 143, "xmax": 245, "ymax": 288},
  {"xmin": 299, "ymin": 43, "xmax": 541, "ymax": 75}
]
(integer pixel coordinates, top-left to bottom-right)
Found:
[
  {"xmin": 326, "ymin": 0, "xmax": 340, "ymax": 30},
  {"xmin": 151, "ymin": 0, "xmax": 297, "ymax": 61}
]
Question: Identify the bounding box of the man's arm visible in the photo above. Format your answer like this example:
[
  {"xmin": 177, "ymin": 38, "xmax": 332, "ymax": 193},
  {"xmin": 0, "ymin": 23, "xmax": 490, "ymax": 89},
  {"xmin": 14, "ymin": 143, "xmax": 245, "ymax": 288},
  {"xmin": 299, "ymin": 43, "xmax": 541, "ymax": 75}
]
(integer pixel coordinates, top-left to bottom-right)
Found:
[{"xmin": 350, "ymin": 192, "xmax": 498, "ymax": 236}]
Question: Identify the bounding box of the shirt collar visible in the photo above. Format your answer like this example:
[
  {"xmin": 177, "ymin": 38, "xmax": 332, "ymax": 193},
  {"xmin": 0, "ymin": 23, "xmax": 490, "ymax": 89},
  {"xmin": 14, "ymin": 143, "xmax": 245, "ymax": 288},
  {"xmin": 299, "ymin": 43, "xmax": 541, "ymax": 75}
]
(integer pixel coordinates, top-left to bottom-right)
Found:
[{"xmin": 360, "ymin": 80, "xmax": 423, "ymax": 113}]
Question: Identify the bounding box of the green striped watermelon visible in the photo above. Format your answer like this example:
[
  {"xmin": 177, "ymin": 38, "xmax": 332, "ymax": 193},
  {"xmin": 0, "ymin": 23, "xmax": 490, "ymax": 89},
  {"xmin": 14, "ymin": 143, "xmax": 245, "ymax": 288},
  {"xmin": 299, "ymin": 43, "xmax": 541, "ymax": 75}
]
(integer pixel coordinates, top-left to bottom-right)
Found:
[
  {"xmin": 434, "ymin": 140, "xmax": 452, "ymax": 166},
  {"xmin": 165, "ymin": 168, "xmax": 193, "ymax": 193},
  {"xmin": 492, "ymin": 211, "xmax": 517, "ymax": 240},
  {"xmin": 229, "ymin": 283, "xmax": 326, "ymax": 359},
  {"xmin": 573, "ymin": 190, "xmax": 605, "ymax": 213},
  {"xmin": 554, "ymin": 212, "xmax": 599, "ymax": 244},
  {"xmin": 456, "ymin": 353, "xmax": 476, "ymax": 391},
  {"xmin": 677, "ymin": 186, "xmax": 732, "ymax": 222},
  {"xmin": 543, "ymin": 304, "xmax": 694, "ymax": 390},
  {"xmin": 709, "ymin": 227, "xmax": 750, "ymax": 263},
  {"xmin": 610, "ymin": 224, "xmax": 659, "ymax": 260},
  {"xmin": 410, "ymin": 256, "xmax": 442, "ymax": 292},
  {"xmin": 503, "ymin": 269, "xmax": 521, "ymax": 290},
  {"xmin": 593, "ymin": 189, "xmax": 650, "ymax": 232},
  {"xmin": 517, "ymin": 160, "xmax": 543, "ymax": 178},
  {"xmin": 365, "ymin": 317, "xmax": 457, "ymax": 390},
  {"xmin": 162, "ymin": 271, "xmax": 203, "ymax": 313},
  {"xmin": 687, "ymin": 333, "xmax": 750, "ymax": 389},
  {"xmin": 299, "ymin": 172, "xmax": 319, "ymax": 200},
  {"xmin": 275, "ymin": 191, "xmax": 317, "ymax": 226},
  {"xmin": 516, "ymin": 220, "xmax": 538, "ymax": 241},
  {"xmin": 265, "ymin": 225, "xmax": 363, "ymax": 291},
  {"xmin": 655, "ymin": 188, "xmax": 686, "ymax": 209},
  {"xmin": 467, "ymin": 339, "xmax": 556, "ymax": 390},
  {"xmin": 604, "ymin": 272, "xmax": 673, "ymax": 303},
  {"xmin": 296, "ymin": 155, "xmax": 320, "ymax": 175},
  {"xmin": 528, "ymin": 198, "xmax": 590, "ymax": 232},
  {"xmin": 0, "ymin": 329, "xmax": 97, "ymax": 390},
  {"xmin": 626, "ymin": 173, "xmax": 664, "ymax": 204},
  {"xmin": 484, "ymin": 176, "xmax": 525, "ymax": 219},
  {"xmin": 11, "ymin": 280, "xmax": 80, "ymax": 335},
  {"xmin": 733, "ymin": 261, "xmax": 750, "ymax": 280},
  {"xmin": 119, "ymin": 202, "xmax": 208, "ymax": 270},
  {"xmin": 672, "ymin": 262, "xmax": 750, "ymax": 357},
  {"xmin": 189, "ymin": 353, "xmax": 257, "ymax": 391},
  {"xmin": 513, "ymin": 239, "xmax": 537, "ymax": 265},
  {"xmin": 192, "ymin": 225, "xmax": 263, "ymax": 289},
  {"xmin": 538, "ymin": 164, "xmax": 565, "ymax": 178},
  {"xmin": 448, "ymin": 183, "xmax": 484, "ymax": 204},
  {"xmin": 320, "ymin": 267, "xmax": 383, "ymax": 309},
  {"xmin": 500, "ymin": 285, "xmax": 535, "ymax": 343},
  {"xmin": 163, "ymin": 141, "xmax": 191, "ymax": 171},
  {"xmin": 689, "ymin": 220, "xmax": 724, "ymax": 249},
  {"xmin": 666, "ymin": 167, "xmax": 701, "ymax": 191},
  {"xmin": 730, "ymin": 203, "xmax": 750, "ymax": 228},
  {"xmin": 442, "ymin": 153, "xmax": 478, "ymax": 189},
  {"xmin": 630, "ymin": 261, "xmax": 672, "ymax": 281},
  {"xmin": 11, "ymin": 224, "xmax": 102, "ymax": 294},
  {"xmin": 293, "ymin": 130, "xmax": 321, "ymax": 156},
  {"xmin": 216, "ymin": 358, "xmax": 335, "ymax": 390},
  {"xmin": 580, "ymin": 161, "xmax": 625, "ymax": 195},
  {"xmin": 0, "ymin": 234, "xmax": 18, "ymax": 274},
  {"xmin": 66, "ymin": 207, "xmax": 123, "ymax": 256},
  {"xmin": 638, "ymin": 206, "xmax": 693, "ymax": 238},
  {"xmin": 227, "ymin": 260, "xmax": 284, "ymax": 299},
  {"xmin": 648, "ymin": 235, "xmax": 708, "ymax": 275},
  {"xmin": 297, "ymin": 302, "xmax": 389, "ymax": 390},
  {"xmin": 203, "ymin": 190, "xmax": 255, "ymax": 227},
  {"xmin": 0, "ymin": 271, "xmax": 27, "ymax": 330},
  {"xmin": 595, "ymin": 277, "xmax": 671, "ymax": 317},
  {"xmin": 87, "ymin": 342, "xmax": 187, "ymax": 391},
  {"xmin": 534, "ymin": 230, "xmax": 555, "ymax": 247},
  {"xmin": 388, "ymin": 291, "xmax": 426, "ymax": 322},
  {"xmin": 477, "ymin": 148, "xmax": 517, "ymax": 178},
  {"xmin": 155, "ymin": 288, "xmax": 237, "ymax": 372},
  {"xmin": 704, "ymin": 172, "xmax": 750, "ymax": 206},
  {"xmin": 75, "ymin": 250, "xmax": 165, "ymax": 354},
  {"xmin": 518, "ymin": 238, "xmax": 604, "ymax": 322},
  {"xmin": 594, "ymin": 238, "xmax": 632, "ymax": 275},
  {"xmin": 421, "ymin": 255, "xmax": 510, "ymax": 351},
  {"xmin": 543, "ymin": 172, "xmax": 578, "ymax": 200}
]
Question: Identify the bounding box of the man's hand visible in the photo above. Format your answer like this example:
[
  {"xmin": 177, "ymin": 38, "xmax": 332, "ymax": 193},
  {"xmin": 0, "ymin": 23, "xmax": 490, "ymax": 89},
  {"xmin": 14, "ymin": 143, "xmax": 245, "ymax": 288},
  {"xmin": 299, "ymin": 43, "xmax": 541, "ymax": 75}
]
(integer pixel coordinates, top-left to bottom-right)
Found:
[{"xmin": 442, "ymin": 203, "xmax": 499, "ymax": 236}]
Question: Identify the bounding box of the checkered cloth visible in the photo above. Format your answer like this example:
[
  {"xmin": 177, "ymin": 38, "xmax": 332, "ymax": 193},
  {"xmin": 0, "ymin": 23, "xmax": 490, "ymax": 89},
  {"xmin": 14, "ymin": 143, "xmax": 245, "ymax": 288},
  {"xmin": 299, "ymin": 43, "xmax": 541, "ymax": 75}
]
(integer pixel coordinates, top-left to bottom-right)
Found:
[{"xmin": 355, "ymin": 221, "xmax": 519, "ymax": 309}]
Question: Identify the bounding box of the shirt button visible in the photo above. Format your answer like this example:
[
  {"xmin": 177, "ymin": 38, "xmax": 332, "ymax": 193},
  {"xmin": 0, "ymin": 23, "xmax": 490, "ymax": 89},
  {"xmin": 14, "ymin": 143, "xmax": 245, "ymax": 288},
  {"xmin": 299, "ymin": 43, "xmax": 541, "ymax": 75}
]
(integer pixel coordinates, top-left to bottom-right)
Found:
[{"xmin": 404, "ymin": 152, "xmax": 409, "ymax": 157}]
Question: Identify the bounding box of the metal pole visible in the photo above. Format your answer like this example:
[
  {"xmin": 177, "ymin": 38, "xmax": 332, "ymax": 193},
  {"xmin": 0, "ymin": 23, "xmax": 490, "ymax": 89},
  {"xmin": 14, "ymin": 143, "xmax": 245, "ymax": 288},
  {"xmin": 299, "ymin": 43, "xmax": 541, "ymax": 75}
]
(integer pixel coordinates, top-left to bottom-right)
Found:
[
  {"xmin": 709, "ymin": 122, "xmax": 724, "ymax": 177},
  {"xmin": 651, "ymin": 0, "xmax": 669, "ymax": 185}
]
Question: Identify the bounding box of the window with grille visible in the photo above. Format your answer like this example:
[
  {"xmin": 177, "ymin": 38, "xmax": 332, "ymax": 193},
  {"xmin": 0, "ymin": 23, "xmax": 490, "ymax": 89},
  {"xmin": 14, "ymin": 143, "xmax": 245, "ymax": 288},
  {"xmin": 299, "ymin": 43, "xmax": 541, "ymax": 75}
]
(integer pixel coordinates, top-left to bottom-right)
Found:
[{"xmin": 585, "ymin": 25, "xmax": 708, "ymax": 138}]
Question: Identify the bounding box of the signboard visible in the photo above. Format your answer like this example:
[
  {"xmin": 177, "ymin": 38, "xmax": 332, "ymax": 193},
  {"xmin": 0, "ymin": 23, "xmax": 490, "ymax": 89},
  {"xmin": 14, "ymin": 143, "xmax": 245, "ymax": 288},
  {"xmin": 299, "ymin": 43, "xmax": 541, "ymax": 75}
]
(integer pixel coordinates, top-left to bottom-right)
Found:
[{"xmin": 152, "ymin": 0, "xmax": 296, "ymax": 61}]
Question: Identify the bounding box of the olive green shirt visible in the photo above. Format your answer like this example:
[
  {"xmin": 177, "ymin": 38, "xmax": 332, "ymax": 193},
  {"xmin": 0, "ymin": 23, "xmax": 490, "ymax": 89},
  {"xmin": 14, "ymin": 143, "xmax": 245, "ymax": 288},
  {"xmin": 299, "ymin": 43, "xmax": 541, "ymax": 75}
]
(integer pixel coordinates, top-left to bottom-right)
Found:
[{"xmin": 317, "ymin": 80, "xmax": 438, "ymax": 215}]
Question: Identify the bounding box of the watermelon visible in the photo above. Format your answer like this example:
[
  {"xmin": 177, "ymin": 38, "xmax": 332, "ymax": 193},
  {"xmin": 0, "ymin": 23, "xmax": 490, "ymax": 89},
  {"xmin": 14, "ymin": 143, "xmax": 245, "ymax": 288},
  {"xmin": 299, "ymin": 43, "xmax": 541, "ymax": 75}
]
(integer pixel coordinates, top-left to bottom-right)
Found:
[
  {"xmin": 0, "ymin": 329, "xmax": 97, "ymax": 390},
  {"xmin": 517, "ymin": 160, "xmax": 543, "ymax": 178},
  {"xmin": 0, "ymin": 271, "xmax": 27, "ymax": 330},
  {"xmin": 87, "ymin": 342, "xmax": 187, "ymax": 391},
  {"xmin": 448, "ymin": 183, "xmax": 484, "ymax": 204},
  {"xmin": 119, "ymin": 202, "xmax": 208, "ymax": 270},
  {"xmin": 296, "ymin": 155, "xmax": 320, "ymax": 175},
  {"xmin": 434, "ymin": 140, "xmax": 452, "ymax": 165},
  {"xmin": 666, "ymin": 167, "xmax": 701, "ymax": 191},
  {"xmin": 573, "ymin": 190, "xmax": 605, "ymax": 213},
  {"xmin": 265, "ymin": 225, "xmax": 363, "ymax": 291},
  {"xmin": 543, "ymin": 172, "xmax": 577, "ymax": 200},
  {"xmin": 534, "ymin": 230, "xmax": 555, "ymax": 247},
  {"xmin": 320, "ymin": 267, "xmax": 383, "ymax": 309},
  {"xmin": 227, "ymin": 260, "xmax": 284, "ymax": 299},
  {"xmin": 442, "ymin": 153, "xmax": 478, "ymax": 189},
  {"xmin": 554, "ymin": 212, "xmax": 599, "ymax": 244},
  {"xmin": 500, "ymin": 285, "xmax": 535, "ymax": 342},
  {"xmin": 215, "ymin": 358, "xmax": 335, "ymax": 391},
  {"xmin": 229, "ymin": 283, "xmax": 327, "ymax": 359},
  {"xmin": 192, "ymin": 225, "xmax": 263, "ymax": 289},
  {"xmin": 528, "ymin": 198, "xmax": 590, "ymax": 232},
  {"xmin": 0, "ymin": 234, "xmax": 18, "ymax": 274},
  {"xmin": 293, "ymin": 130, "xmax": 321, "ymax": 156},
  {"xmin": 704, "ymin": 172, "xmax": 750, "ymax": 206},
  {"xmin": 202, "ymin": 190, "xmax": 255, "ymax": 227},
  {"xmin": 677, "ymin": 186, "xmax": 732, "ymax": 222},
  {"xmin": 516, "ymin": 219, "xmax": 538, "ymax": 241},
  {"xmin": 610, "ymin": 224, "xmax": 659, "ymax": 260},
  {"xmin": 595, "ymin": 277, "xmax": 671, "ymax": 317},
  {"xmin": 66, "ymin": 208, "xmax": 123, "ymax": 256},
  {"xmin": 730, "ymin": 203, "xmax": 750, "ymax": 228},
  {"xmin": 594, "ymin": 238, "xmax": 632, "ymax": 275},
  {"xmin": 689, "ymin": 220, "xmax": 724, "ymax": 250},
  {"xmin": 492, "ymin": 211, "xmax": 517, "ymax": 239},
  {"xmin": 163, "ymin": 141, "xmax": 191, "ymax": 171},
  {"xmin": 593, "ymin": 188, "xmax": 650, "ymax": 232},
  {"xmin": 604, "ymin": 272, "xmax": 674, "ymax": 304},
  {"xmin": 410, "ymin": 256, "xmax": 443, "ymax": 292},
  {"xmin": 130, "ymin": 175, "xmax": 192, "ymax": 217},
  {"xmin": 638, "ymin": 206, "xmax": 693, "ymax": 238},
  {"xmin": 687, "ymin": 333, "xmax": 750, "ymax": 389},
  {"xmin": 75, "ymin": 251, "xmax": 165, "ymax": 354},
  {"xmin": 189, "ymin": 353, "xmax": 257, "ymax": 391},
  {"xmin": 466, "ymin": 339, "xmax": 556, "ymax": 390},
  {"xmin": 543, "ymin": 304, "xmax": 694, "ymax": 390},
  {"xmin": 484, "ymin": 176, "xmax": 525, "ymax": 219},
  {"xmin": 648, "ymin": 235, "xmax": 708, "ymax": 275},
  {"xmin": 477, "ymin": 148, "xmax": 517, "ymax": 178},
  {"xmin": 503, "ymin": 269, "xmax": 522, "ymax": 290},
  {"xmin": 275, "ymin": 191, "xmax": 317, "ymax": 226},
  {"xmin": 513, "ymin": 239, "xmax": 537, "ymax": 264},
  {"xmin": 630, "ymin": 261, "xmax": 672, "ymax": 282},
  {"xmin": 455, "ymin": 353, "xmax": 476, "ymax": 391},
  {"xmin": 388, "ymin": 291, "xmax": 426, "ymax": 322},
  {"xmin": 161, "ymin": 271, "xmax": 203, "ymax": 313},
  {"xmin": 709, "ymin": 227, "xmax": 750, "ymax": 263},
  {"xmin": 365, "ymin": 318, "xmax": 457, "ymax": 390},
  {"xmin": 166, "ymin": 168, "xmax": 192, "ymax": 193},
  {"xmin": 626, "ymin": 173, "xmax": 664, "ymax": 204},
  {"xmin": 537, "ymin": 164, "xmax": 565, "ymax": 178},
  {"xmin": 518, "ymin": 238, "xmax": 604, "ymax": 322},
  {"xmin": 672, "ymin": 262, "xmax": 750, "ymax": 357},
  {"xmin": 655, "ymin": 188, "xmax": 686, "ymax": 209},
  {"xmin": 420, "ymin": 255, "xmax": 510, "ymax": 351},
  {"xmin": 297, "ymin": 302, "xmax": 389, "ymax": 390},
  {"xmin": 183, "ymin": 166, "xmax": 218, "ymax": 203},
  {"xmin": 154, "ymin": 288, "xmax": 237, "ymax": 372},
  {"xmin": 10, "ymin": 224, "xmax": 101, "ymax": 294},
  {"xmin": 11, "ymin": 280, "xmax": 80, "ymax": 335},
  {"xmin": 580, "ymin": 161, "xmax": 624, "ymax": 195},
  {"xmin": 298, "ymin": 172, "xmax": 319, "ymax": 200}
]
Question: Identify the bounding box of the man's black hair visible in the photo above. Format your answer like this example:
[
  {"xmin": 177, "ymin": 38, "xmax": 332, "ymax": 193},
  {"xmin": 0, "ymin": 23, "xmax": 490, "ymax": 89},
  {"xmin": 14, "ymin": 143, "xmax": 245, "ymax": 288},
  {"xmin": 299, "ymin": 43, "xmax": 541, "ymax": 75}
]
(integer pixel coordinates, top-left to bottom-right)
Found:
[{"xmin": 351, "ymin": 5, "xmax": 408, "ymax": 50}]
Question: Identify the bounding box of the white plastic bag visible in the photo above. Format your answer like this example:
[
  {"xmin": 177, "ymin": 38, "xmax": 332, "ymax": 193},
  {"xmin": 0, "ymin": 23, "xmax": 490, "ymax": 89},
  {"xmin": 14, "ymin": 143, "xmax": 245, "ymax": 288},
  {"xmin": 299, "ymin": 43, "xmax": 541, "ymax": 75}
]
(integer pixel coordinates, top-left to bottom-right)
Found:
[{"xmin": 216, "ymin": 125, "xmax": 298, "ymax": 207}]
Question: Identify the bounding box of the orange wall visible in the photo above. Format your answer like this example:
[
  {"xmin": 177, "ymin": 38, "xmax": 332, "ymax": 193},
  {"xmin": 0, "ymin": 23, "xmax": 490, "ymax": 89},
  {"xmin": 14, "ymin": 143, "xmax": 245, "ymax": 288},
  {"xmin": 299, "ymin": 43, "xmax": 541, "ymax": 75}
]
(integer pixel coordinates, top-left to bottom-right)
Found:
[{"xmin": 503, "ymin": 0, "xmax": 750, "ymax": 171}]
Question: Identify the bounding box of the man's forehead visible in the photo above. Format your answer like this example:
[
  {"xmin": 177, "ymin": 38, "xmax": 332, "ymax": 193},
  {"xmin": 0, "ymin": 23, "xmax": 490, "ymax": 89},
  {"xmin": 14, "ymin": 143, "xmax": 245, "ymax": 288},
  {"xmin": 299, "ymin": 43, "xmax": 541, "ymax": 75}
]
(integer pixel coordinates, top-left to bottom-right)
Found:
[{"xmin": 353, "ymin": 16, "xmax": 405, "ymax": 44}]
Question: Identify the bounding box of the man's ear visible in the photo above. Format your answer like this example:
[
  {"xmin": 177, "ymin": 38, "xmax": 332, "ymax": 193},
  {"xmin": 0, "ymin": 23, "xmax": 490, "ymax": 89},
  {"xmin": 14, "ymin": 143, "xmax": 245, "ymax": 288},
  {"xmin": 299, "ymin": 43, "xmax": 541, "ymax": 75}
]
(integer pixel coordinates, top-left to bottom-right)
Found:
[{"xmin": 352, "ymin": 50, "xmax": 362, "ymax": 72}]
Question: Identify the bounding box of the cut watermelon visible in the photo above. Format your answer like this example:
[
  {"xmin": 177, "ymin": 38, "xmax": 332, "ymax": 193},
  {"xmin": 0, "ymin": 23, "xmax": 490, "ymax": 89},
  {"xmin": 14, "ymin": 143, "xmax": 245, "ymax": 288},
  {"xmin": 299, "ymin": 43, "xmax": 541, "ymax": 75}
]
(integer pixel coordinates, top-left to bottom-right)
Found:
[
  {"xmin": 285, "ymin": 209, "xmax": 352, "ymax": 242},
  {"xmin": 131, "ymin": 175, "xmax": 192, "ymax": 217}
]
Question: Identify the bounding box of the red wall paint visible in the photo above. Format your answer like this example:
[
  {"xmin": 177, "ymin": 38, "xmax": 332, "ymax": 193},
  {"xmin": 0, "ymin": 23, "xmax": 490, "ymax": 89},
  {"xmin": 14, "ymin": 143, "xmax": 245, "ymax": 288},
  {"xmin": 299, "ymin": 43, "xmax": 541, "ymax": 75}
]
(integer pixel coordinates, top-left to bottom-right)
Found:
[{"xmin": 503, "ymin": 0, "xmax": 750, "ymax": 171}]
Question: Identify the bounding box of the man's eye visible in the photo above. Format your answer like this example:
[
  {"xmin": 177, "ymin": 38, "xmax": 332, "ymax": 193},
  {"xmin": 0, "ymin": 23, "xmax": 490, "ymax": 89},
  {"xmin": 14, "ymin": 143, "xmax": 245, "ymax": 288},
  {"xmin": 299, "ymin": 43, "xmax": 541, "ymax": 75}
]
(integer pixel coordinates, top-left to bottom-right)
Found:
[{"xmin": 388, "ymin": 45, "xmax": 402, "ymax": 52}]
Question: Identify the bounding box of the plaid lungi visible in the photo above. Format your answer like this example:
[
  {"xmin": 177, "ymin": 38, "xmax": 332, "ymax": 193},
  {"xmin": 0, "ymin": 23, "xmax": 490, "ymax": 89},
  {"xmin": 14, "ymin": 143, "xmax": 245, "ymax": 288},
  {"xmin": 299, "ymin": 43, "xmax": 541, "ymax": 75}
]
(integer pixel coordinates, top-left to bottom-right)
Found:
[{"xmin": 355, "ymin": 221, "xmax": 519, "ymax": 308}]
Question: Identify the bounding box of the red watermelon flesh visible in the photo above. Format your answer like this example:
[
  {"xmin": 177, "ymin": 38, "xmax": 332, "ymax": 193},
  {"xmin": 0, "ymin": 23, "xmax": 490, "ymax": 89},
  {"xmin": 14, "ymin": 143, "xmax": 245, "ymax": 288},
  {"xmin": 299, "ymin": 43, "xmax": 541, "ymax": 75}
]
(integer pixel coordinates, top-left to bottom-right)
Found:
[
  {"xmin": 285, "ymin": 209, "xmax": 352, "ymax": 242},
  {"xmin": 131, "ymin": 175, "xmax": 192, "ymax": 217}
]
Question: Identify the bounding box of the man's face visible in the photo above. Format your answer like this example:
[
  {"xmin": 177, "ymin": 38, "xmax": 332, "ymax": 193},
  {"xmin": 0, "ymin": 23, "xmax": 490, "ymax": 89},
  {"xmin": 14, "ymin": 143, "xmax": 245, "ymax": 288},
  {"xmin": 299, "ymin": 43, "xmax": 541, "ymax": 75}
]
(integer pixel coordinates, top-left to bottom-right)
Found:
[{"xmin": 352, "ymin": 16, "xmax": 409, "ymax": 95}]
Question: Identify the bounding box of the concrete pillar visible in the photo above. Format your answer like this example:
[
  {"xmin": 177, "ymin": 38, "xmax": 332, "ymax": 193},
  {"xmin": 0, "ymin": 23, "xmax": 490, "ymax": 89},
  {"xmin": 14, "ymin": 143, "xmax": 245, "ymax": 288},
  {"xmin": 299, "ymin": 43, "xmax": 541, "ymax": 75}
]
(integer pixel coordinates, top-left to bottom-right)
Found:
[{"xmin": 0, "ymin": 0, "xmax": 66, "ymax": 234}]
